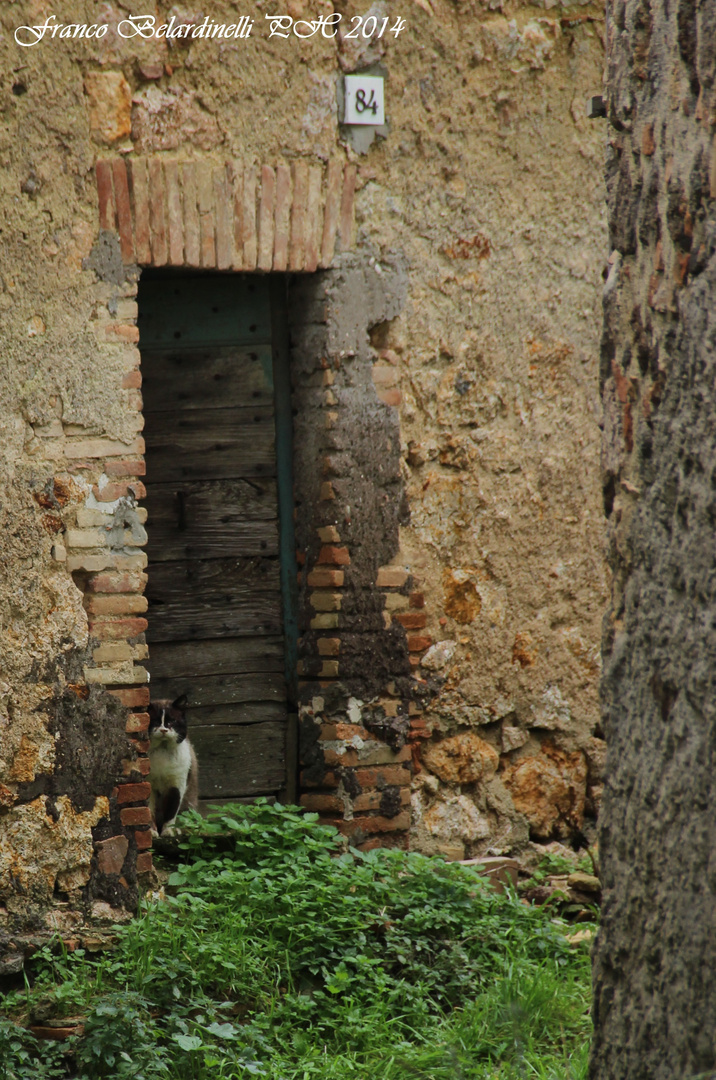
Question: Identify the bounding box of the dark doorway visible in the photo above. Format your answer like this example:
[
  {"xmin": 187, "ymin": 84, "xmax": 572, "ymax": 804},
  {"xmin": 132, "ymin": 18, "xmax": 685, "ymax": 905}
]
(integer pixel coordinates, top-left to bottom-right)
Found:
[{"xmin": 138, "ymin": 272, "xmax": 297, "ymax": 805}]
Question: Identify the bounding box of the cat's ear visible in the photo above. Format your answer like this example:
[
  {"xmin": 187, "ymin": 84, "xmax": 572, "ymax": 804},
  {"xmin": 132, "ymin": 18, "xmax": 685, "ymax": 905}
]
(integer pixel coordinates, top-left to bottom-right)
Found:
[
  {"xmin": 172, "ymin": 694, "xmax": 188, "ymax": 712},
  {"xmin": 148, "ymin": 702, "xmax": 160, "ymax": 721}
]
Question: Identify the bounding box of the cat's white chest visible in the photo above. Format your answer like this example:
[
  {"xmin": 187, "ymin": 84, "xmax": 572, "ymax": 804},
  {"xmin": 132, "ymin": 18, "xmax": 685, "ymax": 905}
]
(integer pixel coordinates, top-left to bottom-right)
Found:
[{"xmin": 150, "ymin": 739, "xmax": 192, "ymax": 797}]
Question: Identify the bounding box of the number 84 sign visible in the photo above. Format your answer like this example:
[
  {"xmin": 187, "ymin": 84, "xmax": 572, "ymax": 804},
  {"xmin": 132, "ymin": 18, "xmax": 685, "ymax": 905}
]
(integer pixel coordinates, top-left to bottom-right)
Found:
[{"xmin": 343, "ymin": 76, "xmax": 385, "ymax": 126}]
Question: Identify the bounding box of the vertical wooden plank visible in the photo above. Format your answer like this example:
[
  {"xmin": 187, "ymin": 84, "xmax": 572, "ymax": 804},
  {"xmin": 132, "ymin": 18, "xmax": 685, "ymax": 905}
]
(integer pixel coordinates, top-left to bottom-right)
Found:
[
  {"xmin": 242, "ymin": 166, "xmax": 258, "ymax": 269},
  {"xmin": 165, "ymin": 161, "xmax": 184, "ymax": 266},
  {"xmin": 148, "ymin": 158, "xmax": 167, "ymax": 266},
  {"xmin": 339, "ymin": 164, "xmax": 357, "ymax": 253},
  {"xmin": 96, "ymin": 160, "xmax": 116, "ymax": 232},
  {"xmin": 129, "ymin": 158, "xmax": 151, "ymax": 265},
  {"xmin": 304, "ymin": 166, "xmax": 322, "ymax": 273},
  {"xmin": 197, "ymin": 164, "xmax": 216, "ymax": 268},
  {"xmin": 111, "ymin": 160, "xmax": 135, "ymax": 263},
  {"xmin": 320, "ymin": 160, "xmax": 343, "ymax": 268},
  {"xmin": 270, "ymin": 277, "xmax": 298, "ymax": 704},
  {"xmin": 214, "ymin": 164, "xmax": 233, "ymax": 270},
  {"xmin": 258, "ymin": 165, "xmax": 276, "ymax": 272},
  {"xmin": 273, "ymin": 164, "xmax": 291, "ymax": 272},
  {"xmin": 227, "ymin": 161, "xmax": 244, "ymax": 270},
  {"xmin": 289, "ymin": 162, "xmax": 308, "ymax": 271},
  {"xmin": 182, "ymin": 162, "xmax": 200, "ymax": 268}
]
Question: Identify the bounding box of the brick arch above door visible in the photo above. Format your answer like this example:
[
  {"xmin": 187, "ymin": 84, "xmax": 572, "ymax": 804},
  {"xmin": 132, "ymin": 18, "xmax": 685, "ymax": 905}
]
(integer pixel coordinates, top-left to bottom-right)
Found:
[{"xmin": 95, "ymin": 158, "xmax": 357, "ymax": 272}]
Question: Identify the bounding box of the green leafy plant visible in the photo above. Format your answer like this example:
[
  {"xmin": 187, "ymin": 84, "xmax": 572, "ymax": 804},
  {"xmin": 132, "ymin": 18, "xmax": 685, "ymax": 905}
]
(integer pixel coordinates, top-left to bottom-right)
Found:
[{"xmin": 1, "ymin": 801, "xmax": 593, "ymax": 1079}]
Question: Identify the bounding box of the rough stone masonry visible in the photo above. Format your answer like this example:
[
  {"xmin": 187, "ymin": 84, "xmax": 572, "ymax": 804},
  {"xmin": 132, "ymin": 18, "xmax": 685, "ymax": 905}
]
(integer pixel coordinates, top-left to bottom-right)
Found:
[
  {"xmin": 590, "ymin": 0, "xmax": 716, "ymax": 1075},
  {"xmin": 1, "ymin": 0, "xmax": 606, "ymax": 963}
]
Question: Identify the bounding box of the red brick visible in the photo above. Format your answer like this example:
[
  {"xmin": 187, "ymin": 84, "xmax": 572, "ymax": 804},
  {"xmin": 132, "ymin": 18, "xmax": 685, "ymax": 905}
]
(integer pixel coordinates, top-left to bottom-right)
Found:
[
  {"xmin": 378, "ymin": 389, "xmax": 402, "ymax": 407},
  {"xmin": 96, "ymin": 160, "xmax": 116, "ymax": 232},
  {"xmin": 273, "ymin": 164, "xmax": 291, "ymax": 271},
  {"xmin": 289, "ymin": 161, "xmax": 308, "ymax": 271},
  {"xmin": 85, "ymin": 594, "xmax": 148, "ymax": 616},
  {"xmin": 90, "ymin": 618, "xmax": 148, "ymax": 641},
  {"xmin": 30, "ymin": 1025, "xmax": 83, "ymax": 1041},
  {"xmin": 122, "ymin": 370, "xmax": 142, "ymax": 390},
  {"xmin": 214, "ymin": 164, "xmax": 233, "ymax": 270},
  {"xmin": 126, "ymin": 712, "xmax": 149, "ymax": 733},
  {"xmin": 258, "ymin": 165, "xmax": 276, "ymax": 272},
  {"xmin": 121, "ymin": 806, "xmax": 152, "ymax": 826},
  {"xmin": 320, "ymin": 722, "xmax": 369, "ymax": 741},
  {"xmin": 353, "ymin": 788, "xmax": 411, "ymax": 813},
  {"xmin": 105, "ymin": 324, "xmax": 139, "ymax": 344},
  {"xmin": 307, "ymin": 568, "xmax": 344, "ymax": 587},
  {"xmin": 335, "ymin": 811, "xmax": 411, "ymax": 836},
  {"xmin": 407, "ymin": 634, "xmax": 432, "ymax": 652},
  {"xmin": 108, "ymin": 687, "xmax": 150, "ymax": 708},
  {"xmin": 123, "ymin": 752, "xmax": 150, "ymax": 774},
  {"xmin": 356, "ymin": 833, "xmax": 409, "ymax": 853},
  {"xmin": 393, "ymin": 612, "xmax": 427, "ymax": 630},
  {"xmin": 129, "ymin": 738, "xmax": 150, "ymax": 753},
  {"xmin": 92, "ymin": 480, "xmax": 146, "ymax": 501},
  {"xmin": 182, "ymin": 162, "xmax": 200, "ymax": 267},
  {"xmin": 136, "ymin": 757, "xmax": 151, "ymax": 775},
  {"xmin": 148, "ymin": 158, "xmax": 167, "ymax": 266},
  {"xmin": 409, "ymin": 654, "xmax": 422, "ymax": 667},
  {"xmin": 305, "ymin": 166, "xmax": 322, "ymax": 273},
  {"xmin": 227, "ymin": 161, "xmax": 244, "ymax": 270},
  {"xmin": 409, "ymin": 592, "xmax": 425, "ymax": 608},
  {"xmin": 134, "ymin": 829, "xmax": 153, "ymax": 850},
  {"xmin": 104, "ymin": 458, "xmax": 147, "ymax": 478},
  {"xmin": 112, "ymin": 159, "xmax": 135, "ymax": 263},
  {"xmin": 323, "ymin": 745, "xmax": 412, "ymax": 768},
  {"xmin": 354, "ymin": 765, "xmax": 412, "ymax": 788},
  {"xmin": 300, "ymin": 762, "xmax": 412, "ymax": 790},
  {"xmin": 128, "ymin": 158, "xmax": 151, "ymax": 264},
  {"xmin": 87, "ymin": 572, "xmax": 147, "ymax": 594},
  {"xmin": 320, "ymin": 160, "xmax": 342, "ymax": 268},
  {"xmin": 117, "ymin": 782, "xmax": 151, "ymax": 805},
  {"xmin": 339, "ymin": 164, "xmax": 357, "ymax": 252},
  {"xmin": 317, "ymin": 545, "xmax": 350, "ymax": 566},
  {"xmin": 242, "ymin": 166, "xmax": 257, "ymax": 269},
  {"xmin": 136, "ymin": 851, "xmax": 153, "ymax": 874},
  {"xmin": 197, "ymin": 164, "xmax": 216, "ymax": 268},
  {"xmin": 300, "ymin": 792, "xmax": 343, "ymax": 813},
  {"xmin": 165, "ymin": 160, "xmax": 184, "ymax": 266}
]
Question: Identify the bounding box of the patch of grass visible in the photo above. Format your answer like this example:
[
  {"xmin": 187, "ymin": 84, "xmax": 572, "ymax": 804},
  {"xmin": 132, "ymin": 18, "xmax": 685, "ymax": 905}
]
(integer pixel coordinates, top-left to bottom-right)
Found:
[{"xmin": 0, "ymin": 802, "xmax": 593, "ymax": 1080}]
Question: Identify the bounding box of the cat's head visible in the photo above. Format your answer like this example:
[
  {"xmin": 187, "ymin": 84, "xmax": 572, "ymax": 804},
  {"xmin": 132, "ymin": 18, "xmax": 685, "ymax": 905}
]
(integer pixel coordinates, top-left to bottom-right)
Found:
[{"xmin": 148, "ymin": 695, "xmax": 189, "ymax": 745}]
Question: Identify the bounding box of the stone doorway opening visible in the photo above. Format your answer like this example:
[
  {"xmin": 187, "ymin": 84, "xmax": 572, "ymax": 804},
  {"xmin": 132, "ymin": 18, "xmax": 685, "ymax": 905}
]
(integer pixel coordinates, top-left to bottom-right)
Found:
[{"xmin": 137, "ymin": 270, "xmax": 298, "ymax": 807}]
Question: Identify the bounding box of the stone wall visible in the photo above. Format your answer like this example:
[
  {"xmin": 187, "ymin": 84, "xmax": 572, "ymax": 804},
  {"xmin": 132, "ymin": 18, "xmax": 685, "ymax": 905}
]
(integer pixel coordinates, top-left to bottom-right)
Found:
[
  {"xmin": 590, "ymin": 0, "xmax": 716, "ymax": 1074},
  {"xmin": 1, "ymin": 0, "xmax": 607, "ymax": 961}
]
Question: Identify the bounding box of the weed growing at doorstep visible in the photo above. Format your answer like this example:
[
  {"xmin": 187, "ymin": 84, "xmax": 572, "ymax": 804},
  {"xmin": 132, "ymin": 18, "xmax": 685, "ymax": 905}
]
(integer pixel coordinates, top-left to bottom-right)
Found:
[{"xmin": 0, "ymin": 801, "xmax": 594, "ymax": 1080}]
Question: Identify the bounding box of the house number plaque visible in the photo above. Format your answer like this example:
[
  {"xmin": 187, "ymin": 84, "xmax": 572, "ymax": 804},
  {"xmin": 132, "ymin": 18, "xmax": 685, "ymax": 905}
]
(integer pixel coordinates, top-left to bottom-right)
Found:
[{"xmin": 343, "ymin": 75, "xmax": 385, "ymax": 126}]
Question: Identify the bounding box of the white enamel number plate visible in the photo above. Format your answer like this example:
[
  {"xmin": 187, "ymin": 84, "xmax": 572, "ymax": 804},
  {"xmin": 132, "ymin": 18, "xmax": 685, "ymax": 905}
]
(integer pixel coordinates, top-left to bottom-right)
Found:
[{"xmin": 343, "ymin": 75, "xmax": 385, "ymax": 126}]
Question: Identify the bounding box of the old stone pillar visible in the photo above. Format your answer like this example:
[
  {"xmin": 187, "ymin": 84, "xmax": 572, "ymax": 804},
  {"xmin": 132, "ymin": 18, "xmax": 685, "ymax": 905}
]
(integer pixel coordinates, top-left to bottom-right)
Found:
[{"xmin": 590, "ymin": 0, "xmax": 716, "ymax": 1076}]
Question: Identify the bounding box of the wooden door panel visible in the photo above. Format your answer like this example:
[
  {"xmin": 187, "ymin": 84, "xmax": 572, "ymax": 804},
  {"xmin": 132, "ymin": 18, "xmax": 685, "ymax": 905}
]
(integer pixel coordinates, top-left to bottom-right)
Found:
[
  {"xmin": 141, "ymin": 345, "xmax": 274, "ymax": 413},
  {"xmin": 144, "ymin": 407, "xmax": 276, "ymax": 483},
  {"xmin": 149, "ymin": 671, "xmax": 286, "ymax": 709},
  {"xmin": 192, "ymin": 722, "xmax": 286, "ymax": 799},
  {"xmin": 144, "ymin": 479, "xmax": 279, "ymax": 561},
  {"xmin": 138, "ymin": 277, "xmax": 272, "ymax": 349},
  {"xmin": 147, "ymin": 636, "xmax": 285, "ymax": 679},
  {"xmin": 140, "ymin": 272, "xmax": 293, "ymax": 802}
]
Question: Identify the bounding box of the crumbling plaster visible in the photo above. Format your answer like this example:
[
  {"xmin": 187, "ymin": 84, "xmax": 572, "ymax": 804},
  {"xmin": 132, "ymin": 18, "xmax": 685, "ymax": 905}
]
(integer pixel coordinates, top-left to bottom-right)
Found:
[{"xmin": 1, "ymin": 0, "xmax": 607, "ymax": 925}]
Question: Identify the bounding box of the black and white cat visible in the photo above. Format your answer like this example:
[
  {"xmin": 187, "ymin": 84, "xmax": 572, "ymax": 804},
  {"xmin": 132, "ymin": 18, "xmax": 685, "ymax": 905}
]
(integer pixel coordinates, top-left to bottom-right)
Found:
[{"xmin": 147, "ymin": 695, "xmax": 199, "ymax": 836}]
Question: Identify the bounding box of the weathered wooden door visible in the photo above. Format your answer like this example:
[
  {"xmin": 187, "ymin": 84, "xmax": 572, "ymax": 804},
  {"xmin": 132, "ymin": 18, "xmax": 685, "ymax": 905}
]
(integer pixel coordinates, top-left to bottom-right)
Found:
[{"xmin": 138, "ymin": 273, "xmax": 297, "ymax": 805}]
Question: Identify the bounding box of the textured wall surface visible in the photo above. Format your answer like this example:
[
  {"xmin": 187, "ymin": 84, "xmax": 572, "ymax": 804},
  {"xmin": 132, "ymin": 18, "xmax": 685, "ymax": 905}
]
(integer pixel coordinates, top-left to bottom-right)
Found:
[
  {"xmin": 590, "ymin": 0, "xmax": 716, "ymax": 1075},
  {"xmin": 1, "ymin": 0, "xmax": 606, "ymax": 953}
]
